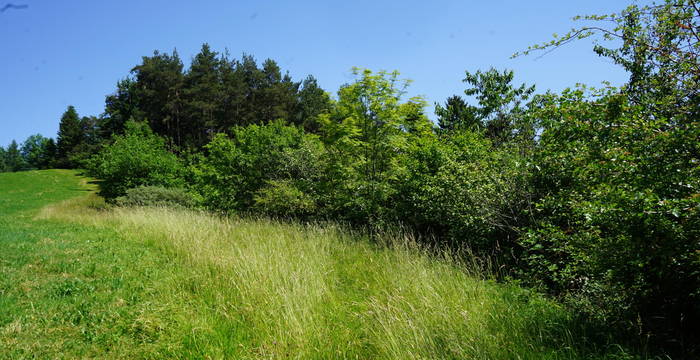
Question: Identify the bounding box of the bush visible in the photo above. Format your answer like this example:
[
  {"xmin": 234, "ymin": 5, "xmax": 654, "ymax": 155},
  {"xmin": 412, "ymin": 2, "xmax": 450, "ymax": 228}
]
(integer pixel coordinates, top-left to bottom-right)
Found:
[
  {"xmin": 191, "ymin": 121, "xmax": 326, "ymax": 214},
  {"xmin": 116, "ymin": 186, "xmax": 198, "ymax": 208},
  {"xmin": 521, "ymin": 88, "xmax": 700, "ymax": 347},
  {"xmin": 394, "ymin": 130, "xmax": 532, "ymax": 252},
  {"xmin": 87, "ymin": 121, "xmax": 184, "ymax": 200},
  {"xmin": 253, "ymin": 180, "xmax": 316, "ymax": 218}
]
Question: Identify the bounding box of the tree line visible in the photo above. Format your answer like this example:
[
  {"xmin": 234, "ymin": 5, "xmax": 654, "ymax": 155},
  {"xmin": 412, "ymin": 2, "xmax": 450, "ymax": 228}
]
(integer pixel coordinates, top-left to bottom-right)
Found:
[
  {"xmin": 4, "ymin": 0, "xmax": 699, "ymax": 356},
  {"xmin": 2, "ymin": 45, "xmax": 331, "ymax": 170}
]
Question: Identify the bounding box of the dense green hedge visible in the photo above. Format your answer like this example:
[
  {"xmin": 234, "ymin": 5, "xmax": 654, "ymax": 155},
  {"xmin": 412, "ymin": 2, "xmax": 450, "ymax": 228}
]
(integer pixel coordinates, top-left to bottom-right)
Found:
[{"xmin": 520, "ymin": 89, "xmax": 700, "ymax": 345}]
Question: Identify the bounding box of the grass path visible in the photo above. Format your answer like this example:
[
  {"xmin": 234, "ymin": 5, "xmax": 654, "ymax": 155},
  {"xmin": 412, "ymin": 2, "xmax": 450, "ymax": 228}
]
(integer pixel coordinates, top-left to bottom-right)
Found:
[{"xmin": 0, "ymin": 170, "xmax": 636, "ymax": 359}]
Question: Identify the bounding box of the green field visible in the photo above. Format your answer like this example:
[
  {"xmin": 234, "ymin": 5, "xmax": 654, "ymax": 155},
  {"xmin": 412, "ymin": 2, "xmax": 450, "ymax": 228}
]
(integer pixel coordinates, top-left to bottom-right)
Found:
[{"xmin": 0, "ymin": 170, "xmax": 636, "ymax": 359}]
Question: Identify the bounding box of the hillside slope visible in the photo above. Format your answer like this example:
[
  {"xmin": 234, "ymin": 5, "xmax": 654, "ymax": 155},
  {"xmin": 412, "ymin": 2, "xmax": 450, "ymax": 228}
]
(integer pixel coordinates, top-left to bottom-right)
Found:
[{"xmin": 0, "ymin": 170, "xmax": 636, "ymax": 359}]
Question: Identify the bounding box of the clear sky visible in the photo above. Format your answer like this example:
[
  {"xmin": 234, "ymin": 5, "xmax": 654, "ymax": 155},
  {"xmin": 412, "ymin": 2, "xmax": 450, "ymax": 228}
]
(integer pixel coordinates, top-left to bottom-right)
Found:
[{"xmin": 1, "ymin": 0, "xmax": 637, "ymax": 147}]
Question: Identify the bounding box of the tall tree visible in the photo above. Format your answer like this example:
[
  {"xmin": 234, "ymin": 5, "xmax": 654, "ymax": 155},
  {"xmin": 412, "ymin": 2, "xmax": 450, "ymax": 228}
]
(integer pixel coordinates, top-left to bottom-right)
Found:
[
  {"xmin": 320, "ymin": 68, "xmax": 432, "ymax": 224},
  {"xmin": 66, "ymin": 116, "xmax": 102, "ymax": 167},
  {"xmin": 218, "ymin": 54, "xmax": 247, "ymax": 131},
  {"xmin": 103, "ymin": 45, "xmax": 328, "ymax": 145},
  {"xmin": 56, "ymin": 105, "xmax": 84, "ymax": 168},
  {"xmin": 44, "ymin": 138, "xmax": 57, "ymax": 168},
  {"xmin": 435, "ymin": 95, "xmax": 477, "ymax": 131},
  {"xmin": 295, "ymin": 75, "xmax": 332, "ymax": 132},
  {"xmin": 131, "ymin": 49, "xmax": 184, "ymax": 146},
  {"xmin": 437, "ymin": 68, "xmax": 535, "ymax": 146},
  {"xmin": 5, "ymin": 140, "xmax": 26, "ymax": 172},
  {"xmin": 21, "ymin": 134, "xmax": 53, "ymax": 169},
  {"xmin": 0, "ymin": 146, "xmax": 6, "ymax": 172},
  {"xmin": 258, "ymin": 59, "xmax": 299, "ymax": 124},
  {"xmin": 182, "ymin": 43, "xmax": 222, "ymax": 147},
  {"xmin": 102, "ymin": 78, "xmax": 142, "ymax": 138},
  {"xmin": 236, "ymin": 54, "xmax": 265, "ymax": 126}
]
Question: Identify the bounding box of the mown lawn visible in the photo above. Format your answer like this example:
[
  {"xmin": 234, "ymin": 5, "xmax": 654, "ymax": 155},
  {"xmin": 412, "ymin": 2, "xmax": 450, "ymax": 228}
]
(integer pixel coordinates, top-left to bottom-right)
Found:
[{"xmin": 0, "ymin": 170, "xmax": 638, "ymax": 359}]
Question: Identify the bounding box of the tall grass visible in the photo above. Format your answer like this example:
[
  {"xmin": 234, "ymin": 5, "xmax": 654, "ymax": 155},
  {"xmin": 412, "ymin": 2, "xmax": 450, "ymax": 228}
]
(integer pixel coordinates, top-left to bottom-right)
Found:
[
  {"xmin": 0, "ymin": 170, "xmax": 638, "ymax": 359},
  {"xmin": 40, "ymin": 197, "xmax": 632, "ymax": 359}
]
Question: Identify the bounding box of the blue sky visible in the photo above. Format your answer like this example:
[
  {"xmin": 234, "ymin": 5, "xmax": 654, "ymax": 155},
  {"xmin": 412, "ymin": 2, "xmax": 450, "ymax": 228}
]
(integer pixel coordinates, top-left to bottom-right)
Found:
[{"xmin": 1, "ymin": 0, "xmax": 637, "ymax": 147}]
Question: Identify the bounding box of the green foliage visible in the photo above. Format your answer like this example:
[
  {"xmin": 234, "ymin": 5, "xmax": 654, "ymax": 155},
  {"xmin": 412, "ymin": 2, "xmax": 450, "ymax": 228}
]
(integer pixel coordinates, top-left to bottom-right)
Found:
[
  {"xmin": 513, "ymin": 0, "xmax": 699, "ymax": 117},
  {"xmin": 295, "ymin": 75, "xmax": 332, "ymax": 133},
  {"xmin": 20, "ymin": 134, "xmax": 53, "ymax": 169},
  {"xmin": 258, "ymin": 59, "xmax": 301, "ymax": 125},
  {"xmin": 182, "ymin": 43, "xmax": 222, "ymax": 147},
  {"xmin": 395, "ymin": 130, "xmax": 532, "ymax": 251},
  {"xmin": 109, "ymin": 46, "xmax": 330, "ymax": 149},
  {"xmin": 521, "ymin": 87, "xmax": 700, "ymax": 349},
  {"xmin": 0, "ymin": 146, "xmax": 6, "ymax": 172},
  {"xmin": 0, "ymin": 170, "xmax": 639, "ymax": 359},
  {"xmin": 319, "ymin": 68, "xmax": 433, "ymax": 225},
  {"xmin": 436, "ymin": 68, "xmax": 535, "ymax": 146},
  {"xmin": 68, "ymin": 116, "xmax": 102, "ymax": 168},
  {"xmin": 101, "ymin": 78, "xmax": 142, "ymax": 138},
  {"xmin": 435, "ymin": 95, "xmax": 477, "ymax": 131},
  {"xmin": 88, "ymin": 121, "xmax": 185, "ymax": 200},
  {"xmin": 252, "ymin": 179, "xmax": 317, "ymax": 218},
  {"xmin": 191, "ymin": 121, "xmax": 323, "ymax": 213},
  {"xmin": 130, "ymin": 49, "xmax": 185, "ymax": 146},
  {"xmin": 4, "ymin": 140, "xmax": 27, "ymax": 172},
  {"xmin": 115, "ymin": 185, "xmax": 198, "ymax": 208},
  {"xmin": 56, "ymin": 105, "xmax": 84, "ymax": 168},
  {"xmin": 513, "ymin": 1, "xmax": 700, "ymax": 352}
]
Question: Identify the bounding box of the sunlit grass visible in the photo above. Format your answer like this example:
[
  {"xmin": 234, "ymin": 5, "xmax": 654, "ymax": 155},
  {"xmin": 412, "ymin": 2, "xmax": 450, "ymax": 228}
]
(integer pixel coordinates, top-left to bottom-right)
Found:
[{"xmin": 0, "ymin": 170, "xmax": 639, "ymax": 359}]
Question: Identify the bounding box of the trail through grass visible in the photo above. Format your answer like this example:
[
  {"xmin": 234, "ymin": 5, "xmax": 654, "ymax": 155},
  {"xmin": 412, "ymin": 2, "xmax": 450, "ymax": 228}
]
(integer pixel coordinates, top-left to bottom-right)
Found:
[{"xmin": 0, "ymin": 170, "xmax": 638, "ymax": 359}]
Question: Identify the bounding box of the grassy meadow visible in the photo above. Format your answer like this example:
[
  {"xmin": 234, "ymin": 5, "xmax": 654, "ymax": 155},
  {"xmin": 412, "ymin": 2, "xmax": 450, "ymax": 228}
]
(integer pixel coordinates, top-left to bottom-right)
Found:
[{"xmin": 0, "ymin": 170, "xmax": 638, "ymax": 359}]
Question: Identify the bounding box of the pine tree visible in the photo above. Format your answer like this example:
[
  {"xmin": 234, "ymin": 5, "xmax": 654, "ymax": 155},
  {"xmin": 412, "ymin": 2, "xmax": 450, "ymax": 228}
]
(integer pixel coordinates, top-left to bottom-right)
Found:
[
  {"xmin": 43, "ymin": 138, "xmax": 57, "ymax": 168},
  {"xmin": 131, "ymin": 49, "xmax": 184, "ymax": 146},
  {"xmin": 295, "ymin": 75, "xmax": 332, "ymax": 132},
  {"xmin": 102, "ymin": 78, "xmax": 143, "ymax": 138},
  {"xmin": 56, "ymin": 106, "xmax": 84, "ymax": 168},
  {"xmin": 435, "ymin": 95, "xmax": 478, "ymax": 131},
  {"xmin": 236, "ymin": 54, "xmax": 265, "ymax": 127},
  {"xmin": 5, "ymin": 140, "xmax": 26, "ymax": 172},
  {"xmin": 258, "ymin": 59, "xmax": 299, "ymax": 125},
  {"xmin": 183, "ymin": 43, "xmax": 222, "ymax": 147},
  {"xmin": 0, "ymin": 146, "xmax": 6, "ymax": 172},
  {"xmin": 219, "ymin": 54, "xmax": 247, "ymax": 131}
]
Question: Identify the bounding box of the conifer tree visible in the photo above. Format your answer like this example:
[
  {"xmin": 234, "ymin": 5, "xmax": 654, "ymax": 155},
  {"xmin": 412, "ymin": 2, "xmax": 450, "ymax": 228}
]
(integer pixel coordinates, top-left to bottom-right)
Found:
[
  {"xmin": 56, "ymin": 106, "xmax": 83, "ymax": 168},
  {"xmin": 131, "ymin": 49, "xmax": 184, "ymax": 146},
  {"xmin": 294, "ymin": 75, "xmax": 332, "ymax": 132},
  {"xmin": 258, "ymin": 59, "xmax": 299, "ymax": 124},
  {"xmin": 435, "ymin": 95, "xmax": 477, "ymax": 132},
  {"xmin": 183, "ymin": 43, "xmax": 222, "ymax": 147},
  {"xmin": 102, "ymin": 78, "xmax": 142, "ymax": 138},
  {"xmin": 5, "ymin": 140, "xmax": 26, "ymax": 172},
  {"xmin": 0, "ymin": 146, "xmax": 6, "ymax": 172},
  {"xmin": 44, "ymin": 138, "xmax": 57, "ymax": 168}
]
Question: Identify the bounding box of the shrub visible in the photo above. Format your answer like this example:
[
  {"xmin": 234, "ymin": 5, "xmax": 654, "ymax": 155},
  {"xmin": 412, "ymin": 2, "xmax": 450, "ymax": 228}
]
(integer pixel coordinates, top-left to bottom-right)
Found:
[
  {"xmin": 115, "ymin": 186, "xmax": 198, "ymax": 208},
  {"xmin": 87, "ymin": 121, "xmax": 184, "ymax": 200},
  {"xmin": 191, "ymin": 121, "xmax": 326, "ymax": 214},
  {"xmin": 521, "ymin": 88, "xmax": 700, "ymax": 347},
  {"xmin": 394, "ymin": 130, "xmax": 532, "ymax": 252},
  {"xmin": 252, "ymin": 180, "xmax": 317, "ymax": 218}
]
